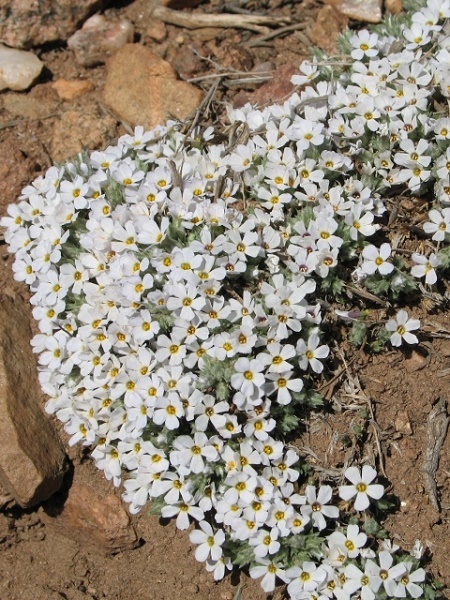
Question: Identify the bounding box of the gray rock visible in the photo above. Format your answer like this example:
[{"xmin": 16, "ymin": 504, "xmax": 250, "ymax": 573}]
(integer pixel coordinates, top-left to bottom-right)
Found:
[
  {"xmin": 324, "ymin": 0, "xmax": 383, "ymax": 23},
  {"xmin": 0, "ymin": 293, "xmax": 67, "ymax": 508},
  {"xmin": 0, "ymin": 0, "xmax": 104, "ymax": 49},
  {"xmin": 68, "ymin": 14, "xmax": 135, "ymax": 67},
  {"xmin": 0, "ymin": 44, "xmax": 43, "ymax": 91}
]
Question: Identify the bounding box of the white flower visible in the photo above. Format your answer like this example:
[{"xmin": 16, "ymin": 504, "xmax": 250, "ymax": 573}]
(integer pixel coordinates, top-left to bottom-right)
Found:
[
  {"xmin": 361, "ymin": 243, "xmax": 394, "ymax": 275},
  {"xmin": 291, "ymin": 59, "xmax": 319, "ymax": 86},
  {"xmin": 385, "ymin": 309, "xmax": 420, "ymax": 347},
  {"xmin": 423, "ymin": 208, "xmax": 450, "ymax": 241},
  {"xmin": 403, "ymin": 23, "xmax": 432, "ymax": 49},
  {"xmin": 249, "ymin": 558, "xmax": 289, "ymax": 593},
  {"xmin": 343, "ymin": 563, "xmax": 381, "ymax": 600},
  {"xmin": 165, "ymin": 283, "xmax": 206, "ymax": 321},
  {"xmin": 230, "ymin": 357, "xmax": 266, "ymax": 396},
  {"xmin": 257, "ymin": 342, "xmax": 295, "ymax": 373},
  {"xmin": 160, "ymin": 499, "xmax": 204, "ymax": 530},
  {"xmin": 339, "ymin": 466, "xmax": 384, "ymax": 511},
  {"xmin": 285, "ymin": 561, "xmax": 327, "ymax": 596},
  {"xmin": 189, "ymin": 520, "xmax": 225, "ymax": 563},
  {"xmin": 151, "ymin": 472, "xmax": 192, "ymax": 505},
  {"xmin": 301, "ymin": 485, "xmax": 339, "ymax": 530},
  {"xmin": 394, "ymin": 139, "xmax": 431, "ymax": 168},
  {"xmin": 264, "ymin": 371, "xmax": 304, "ymax": 405},
  {"xmin": 296, "ymin": 333, "xmax": 329, "ymax": 373},
  {"xmin": 205, "ymin": 555, "xmax": 233, "ymax": 581},
  {"xmin": 266, "ymin": 497, "xmax": 294, "ymax": 535},
  {"xmin": 193, "ymin": 395, "xmax": 228, "ymax": 432},
  {"xmin": 249, "ymin": 528, "xmax": 280, "ymax": 558},
  {"xmin": 394, "ymin": 562, "xmax": 426, "ymax": 598},
  {"xmin": 327, "ymin": 524, "xmax": 367, "ymax": 558},
  {"xmin": 345, "ymin": 205, "xmax": 377, "ymax": 240},
  {"xmin": 170, "ymin": 432, "xmax": 218, "ymax": 474},
  {"xmin": 91, "ymin": 444, "xmax": 122, "ymax": 487},
  {"xmin": 149, "ymin": 377, "xmax": 183, "ymax": 417},
  {"xmin": 350, "ymin": 30, "xmax": 379, "ymax": 60},
  {"xmin": 365, "ymin": 551, "xmax": 407, "ymax": 596},
  {"xmin": 411, "ymin": 252, "xmax": 440, "ymax": 285}
]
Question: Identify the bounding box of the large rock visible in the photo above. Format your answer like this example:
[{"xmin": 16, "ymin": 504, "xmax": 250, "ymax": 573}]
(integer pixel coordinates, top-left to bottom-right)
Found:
[
  {"xmin": 103, "ymin": 44, "xmax": 204, "ymax": 130},
  {"xmin": 0, "ymin": 294, "xmax": 67, "ymax": 508},
  {"xmin": 0, "ymin": 44, "xmax": 43, "ymax": 91},
  {"xmin": 0, "ymin": 0, "xmax": 104, "ymax": 49},
  {"xmin": 310, "ymin": 5, "xmax": 349, "ymax": 55},
  {"xmin": 324, "ymin": 0, "xmax": 383, "ymax": 23},
  {"xmin": 67, "ymin": 14, "xmax": 134, "ymax": 67},
  {"xmin": 0, "ymin": 135, "xmax": 40, "ymax": 213},
  {"xmin": 44, "ymin": 481, "xmax": 139, "ymax": 554}
]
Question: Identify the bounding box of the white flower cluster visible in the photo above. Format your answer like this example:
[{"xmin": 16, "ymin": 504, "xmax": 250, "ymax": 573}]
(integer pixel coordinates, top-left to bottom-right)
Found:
[{"xmin": 2, "ymin": 0, "xmax": 448, "ymax": 596}]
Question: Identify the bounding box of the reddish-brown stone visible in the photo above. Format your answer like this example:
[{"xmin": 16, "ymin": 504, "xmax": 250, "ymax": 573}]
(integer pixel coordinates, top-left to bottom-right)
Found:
[
  {"xmin": 233, "ymin": 63, "xmax": 298, "ymax": 109},
  {"xmin": 103, "ymin": 44, "xmax": 204, "ymax": 130},
  {"xmin": 67, "ymin": 15, "xmax": 134, "ymax": 67},
  {"xmin": 310, "ymin": 6, "xmax": 349, "ymax": 55},
  {"xmin": 0, "ymin": 0, "xmax": 104, "ymax": 49},
  {"xmin": 0, "ymin": 294, "xmax": 67, "ymax": 508},
  {"xmin": 385, "ymin": 0, "xmax": 403, "ymax": 14},
  {"xmin": 52, "ymin": 79, "xmax": 95, "ymax": 101},
  {"xmin": 44, "ymin": 481, "xmax": 139, "ymax": 554}
]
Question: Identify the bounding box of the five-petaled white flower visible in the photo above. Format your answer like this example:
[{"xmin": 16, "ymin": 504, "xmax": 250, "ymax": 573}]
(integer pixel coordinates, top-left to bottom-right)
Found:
[
  {"xmin": 301, "ymin": 485, "xmax": 339, "ymax": 530},
  {"xmin": 361, "ymin": 243, "xmax": 394, "ymax": 275},
  {"xmin": 339, "ymin": 465, "xmax": 385, "ymax": 511},
  {"xmin": 189, "ymin": 520, "xmax": 225, "ymax": 563},
  {"xmin": 385, "ymin": 310, "xmax": 420, "ymax": 347}
]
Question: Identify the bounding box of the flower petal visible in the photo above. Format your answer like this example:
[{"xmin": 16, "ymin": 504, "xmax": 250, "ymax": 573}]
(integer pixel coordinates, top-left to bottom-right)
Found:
[
  {"xmin": 367, "ymin": 483, "xmax": 384, "ymax": 500},
  {"xmin": 344, "ymin": 466, "xmax": 362, "ymax": 485},
  {"xmin": 353, "ymin": 492, "xmax": 370, "ymax": 511},
  {"xmin": 339, "ymin": 485, "xmax": 357, "ymax": 501},
  {"xmin": 361, "ymin": 465, "xmax": 377, "ymax": 484},
  {"xmin": 195, "ymin": 542, "xmax": 211, "ymax": 563}
]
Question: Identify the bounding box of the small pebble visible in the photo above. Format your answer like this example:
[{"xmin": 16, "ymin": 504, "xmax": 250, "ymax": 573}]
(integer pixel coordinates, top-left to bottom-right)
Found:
[
  {"xmin": 385, "ymin": 0, "xmax": 403, "ymax": 13},
  {"xmin": 0, "ymin": 44, "xmax": 43, "ymax": 91},
  {"xmin": 52, "ymin": 79, "xmax": 94, "ymax": 101}
]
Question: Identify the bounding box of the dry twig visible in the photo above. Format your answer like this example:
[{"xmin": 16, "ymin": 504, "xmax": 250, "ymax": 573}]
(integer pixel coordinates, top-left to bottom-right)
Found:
[
  {"xmin": 422, "ymin": 397, "xmax": 449, "ymax": 511},
  {"xmin": 153, "ymin": 6, "xmax": 290, "ymax": 34},
  {"xmin": 182, "ymin": 75, "xmax": 223, "ymax": 137},
  {"xmin": 244, "ymin": 20, "xmax": 310, "ymax": 47},
  {"xmin": 344, "ymin": 283, "xmax": 390, "ymax": 307}
]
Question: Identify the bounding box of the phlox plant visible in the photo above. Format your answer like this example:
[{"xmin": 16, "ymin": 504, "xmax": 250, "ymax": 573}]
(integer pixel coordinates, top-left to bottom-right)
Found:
[{"xmin": 2, "ymin": 0, "xmax": 450, "ymax": 597}]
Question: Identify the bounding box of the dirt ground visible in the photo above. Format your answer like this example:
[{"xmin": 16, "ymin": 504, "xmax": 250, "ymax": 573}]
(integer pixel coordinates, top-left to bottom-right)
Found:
[{"xmin": 0, "ymin": 0, "xmax": 450, "ymax": 598}]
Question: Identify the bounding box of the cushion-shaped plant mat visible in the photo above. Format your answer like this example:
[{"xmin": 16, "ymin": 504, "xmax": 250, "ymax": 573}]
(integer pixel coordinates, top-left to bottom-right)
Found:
[{"xmin": 3, "ymin": 0, "xmax": 448, "ymax": 596}]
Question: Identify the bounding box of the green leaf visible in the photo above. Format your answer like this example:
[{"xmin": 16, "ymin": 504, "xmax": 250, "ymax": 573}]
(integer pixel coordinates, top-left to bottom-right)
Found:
[{"xmin": 349, "ymin": 321, "xmax": 367, "ymax": 347}]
